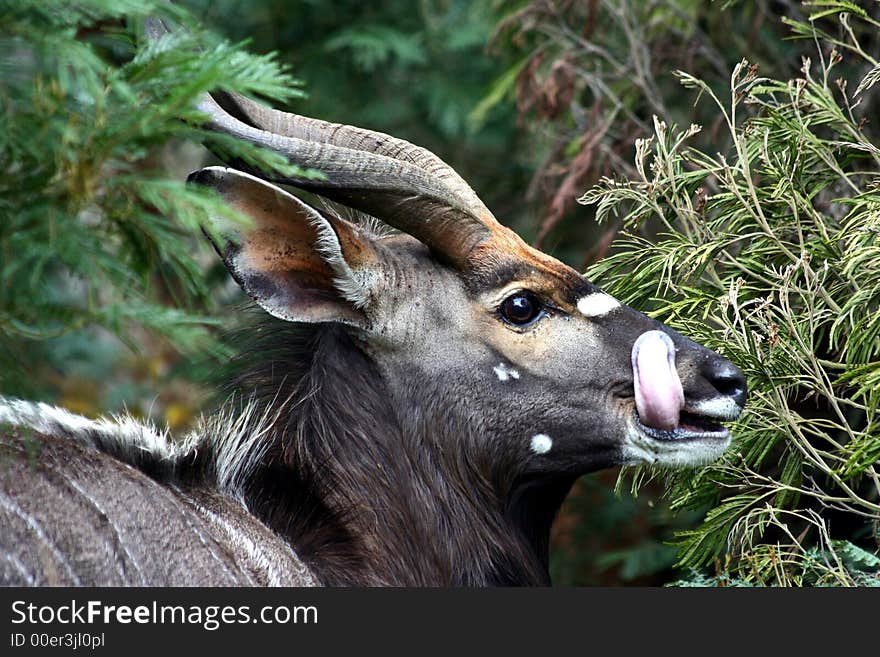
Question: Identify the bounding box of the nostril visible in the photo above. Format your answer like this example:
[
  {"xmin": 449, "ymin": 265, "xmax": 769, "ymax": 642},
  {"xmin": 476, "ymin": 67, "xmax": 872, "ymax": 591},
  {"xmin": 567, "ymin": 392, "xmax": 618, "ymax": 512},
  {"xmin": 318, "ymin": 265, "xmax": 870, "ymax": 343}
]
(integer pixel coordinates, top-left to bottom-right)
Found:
[
  {"xmin": 707, "ymin": 362, "xmax": 748, "ymax": 407},
  {"xmin": 726, "ymin": 385, "xmax": 747, "ymax": 409},
  {"xmin": 713, "ymin": 373, "xmax": 741, "ymax": 397}
]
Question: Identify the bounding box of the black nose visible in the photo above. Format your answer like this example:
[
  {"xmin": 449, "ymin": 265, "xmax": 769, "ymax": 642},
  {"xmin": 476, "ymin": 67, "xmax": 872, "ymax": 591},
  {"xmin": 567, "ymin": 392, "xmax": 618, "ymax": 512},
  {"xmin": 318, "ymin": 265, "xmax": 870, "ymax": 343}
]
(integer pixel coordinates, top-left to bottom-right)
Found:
[{"xmin": 703, "ymin": 358, "xmax": 748, "ymax": 408}]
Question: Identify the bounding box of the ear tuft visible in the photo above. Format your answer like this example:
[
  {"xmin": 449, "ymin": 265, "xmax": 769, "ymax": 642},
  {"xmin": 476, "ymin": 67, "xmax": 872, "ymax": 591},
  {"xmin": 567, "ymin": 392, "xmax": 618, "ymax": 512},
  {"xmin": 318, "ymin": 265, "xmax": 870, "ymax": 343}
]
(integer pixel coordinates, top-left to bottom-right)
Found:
[{"xmin": 309, "ymin": 211, "xmax": 376, "ymax": 310}]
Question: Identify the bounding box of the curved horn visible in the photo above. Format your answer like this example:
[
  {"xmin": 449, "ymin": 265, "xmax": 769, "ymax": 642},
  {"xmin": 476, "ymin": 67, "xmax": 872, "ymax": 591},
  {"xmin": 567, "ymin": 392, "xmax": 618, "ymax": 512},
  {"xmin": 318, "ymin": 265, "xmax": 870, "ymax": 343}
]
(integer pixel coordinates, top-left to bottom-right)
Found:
[
  {"xmin": 146, "ymin": 17, "xmax": 500, "ymax": 268},
  {"xmin": 213, "ymin": 90, "xmax": 486, "ymax": 212},
  {"xmin": 199, "ymin": 92, "xmax": 496, "ymax": 268}
]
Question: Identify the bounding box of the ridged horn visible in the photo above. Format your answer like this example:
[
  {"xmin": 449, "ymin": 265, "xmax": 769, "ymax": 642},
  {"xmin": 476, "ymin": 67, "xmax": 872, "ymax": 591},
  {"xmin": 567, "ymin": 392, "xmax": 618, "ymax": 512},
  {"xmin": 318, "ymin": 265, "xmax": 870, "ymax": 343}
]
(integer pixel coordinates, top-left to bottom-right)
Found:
[
  {"xmin": 146, "ymin": 17, "xmax": 501, "ymax": 269},
  {"xmin": 200, "ymin": 92, "xmax": 498, "ymax": 268}
]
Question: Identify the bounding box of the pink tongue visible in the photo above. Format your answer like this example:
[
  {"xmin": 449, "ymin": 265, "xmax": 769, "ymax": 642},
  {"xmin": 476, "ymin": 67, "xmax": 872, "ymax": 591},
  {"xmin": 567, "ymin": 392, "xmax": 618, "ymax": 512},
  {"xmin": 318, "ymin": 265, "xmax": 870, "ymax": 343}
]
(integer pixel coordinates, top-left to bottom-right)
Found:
[{"xmin": 632, "ymin": 330, "xmax": 684, "ymax": 430}]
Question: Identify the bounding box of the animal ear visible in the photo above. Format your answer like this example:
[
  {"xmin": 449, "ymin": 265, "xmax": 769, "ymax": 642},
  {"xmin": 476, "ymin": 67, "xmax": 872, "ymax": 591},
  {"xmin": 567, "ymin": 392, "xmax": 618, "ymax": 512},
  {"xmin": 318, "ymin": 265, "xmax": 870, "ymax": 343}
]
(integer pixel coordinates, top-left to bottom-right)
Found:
[{"xmin": 189, "ymin": 167, "xmax": 380, "ymax": 327}]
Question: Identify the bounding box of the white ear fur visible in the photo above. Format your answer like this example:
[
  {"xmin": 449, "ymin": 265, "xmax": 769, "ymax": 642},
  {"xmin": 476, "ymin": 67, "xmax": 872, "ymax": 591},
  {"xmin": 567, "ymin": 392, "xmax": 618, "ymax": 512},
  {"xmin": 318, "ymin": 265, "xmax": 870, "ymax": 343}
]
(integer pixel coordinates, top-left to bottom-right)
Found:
[{"xmin": 308, "ymin": 211, "xmax": 375, "ymax": 310}]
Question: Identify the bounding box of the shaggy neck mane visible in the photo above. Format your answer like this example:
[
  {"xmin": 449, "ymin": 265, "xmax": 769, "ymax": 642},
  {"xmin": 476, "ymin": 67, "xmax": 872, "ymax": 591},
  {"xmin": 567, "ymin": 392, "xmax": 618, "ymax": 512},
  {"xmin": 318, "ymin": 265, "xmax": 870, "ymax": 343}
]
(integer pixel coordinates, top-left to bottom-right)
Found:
[{"xmin": 206, "ymin": 318, "xmax": 570, "ymax": 586}]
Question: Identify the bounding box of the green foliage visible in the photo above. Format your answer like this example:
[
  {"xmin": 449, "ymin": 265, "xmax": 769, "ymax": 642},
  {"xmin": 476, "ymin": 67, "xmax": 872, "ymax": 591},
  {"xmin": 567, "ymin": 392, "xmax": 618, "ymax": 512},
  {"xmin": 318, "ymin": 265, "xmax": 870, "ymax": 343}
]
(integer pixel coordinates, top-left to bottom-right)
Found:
[
  {"xmin": 671, "ymin": 570, "xmax": 756, "ymax": 587},
  {"xmin": 0, "ymin": 0, "xmax": 304, "ymax": 405},
  {"xmin": 324, "ymin": 25, "xmax": 427, "ymax": 71},
  {"xmin": 549, "ymin": 475, "xmax": 697, "ymax": 585},
  {"xmin": 580, "ymin": 9, "xmax": 880, "ymax": 586},
  {"xmin": 483, "ymin": 0, "xmax": 808, "ymax": 256}
]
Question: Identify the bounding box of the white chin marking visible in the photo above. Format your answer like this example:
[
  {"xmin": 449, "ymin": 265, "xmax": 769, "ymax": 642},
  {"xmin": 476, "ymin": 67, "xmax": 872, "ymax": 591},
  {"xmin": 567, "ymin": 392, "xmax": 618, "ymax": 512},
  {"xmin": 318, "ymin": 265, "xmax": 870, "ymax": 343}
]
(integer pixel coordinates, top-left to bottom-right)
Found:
[
  {"xmin": 577, "ymin": 293, "xmax": 620, "ymax": 318},
  {"xmin": 493, "ymin": 363, "xmax": 520, "ymax": 382},
  {"xmin": 530, "ymin": 434, "xmax": 553, "ymax": 455},
  {"xmin": 621, "ymin": 424, "xmax": 731, "ymax": 467}
]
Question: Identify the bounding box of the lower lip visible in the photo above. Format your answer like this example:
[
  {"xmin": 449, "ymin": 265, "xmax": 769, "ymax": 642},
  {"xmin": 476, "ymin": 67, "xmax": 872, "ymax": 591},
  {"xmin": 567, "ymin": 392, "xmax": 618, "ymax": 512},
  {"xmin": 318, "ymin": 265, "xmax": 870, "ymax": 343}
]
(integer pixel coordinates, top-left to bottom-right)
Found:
[{"xmin": 635, "ymin": 416, "xmax": 730, "ymax": 442}]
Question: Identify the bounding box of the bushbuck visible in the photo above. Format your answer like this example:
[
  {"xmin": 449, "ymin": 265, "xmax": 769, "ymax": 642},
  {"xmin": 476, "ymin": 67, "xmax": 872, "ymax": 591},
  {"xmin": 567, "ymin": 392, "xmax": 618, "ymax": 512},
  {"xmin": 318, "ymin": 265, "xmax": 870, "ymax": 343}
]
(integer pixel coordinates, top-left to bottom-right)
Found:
[{"xmin": 0, "ymin": 20, "xmax": 746, "ymax": 587}]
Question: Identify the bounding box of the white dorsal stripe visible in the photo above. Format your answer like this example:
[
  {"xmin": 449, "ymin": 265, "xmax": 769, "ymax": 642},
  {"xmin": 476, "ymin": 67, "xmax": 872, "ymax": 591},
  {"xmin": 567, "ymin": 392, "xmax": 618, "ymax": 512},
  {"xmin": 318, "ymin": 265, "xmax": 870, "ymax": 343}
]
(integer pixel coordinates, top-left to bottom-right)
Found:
[{"xmin": 577, "ymin": 293, "xmax": 620, "ymax": 318}]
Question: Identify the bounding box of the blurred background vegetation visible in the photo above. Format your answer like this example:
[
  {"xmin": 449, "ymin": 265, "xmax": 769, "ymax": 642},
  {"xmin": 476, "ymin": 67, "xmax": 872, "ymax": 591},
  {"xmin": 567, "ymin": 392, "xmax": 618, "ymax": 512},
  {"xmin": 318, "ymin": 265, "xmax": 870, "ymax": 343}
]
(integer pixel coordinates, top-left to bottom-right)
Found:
[{"xmin": 1, "ymin": 0, "xmax": 877, "ymax": 584}]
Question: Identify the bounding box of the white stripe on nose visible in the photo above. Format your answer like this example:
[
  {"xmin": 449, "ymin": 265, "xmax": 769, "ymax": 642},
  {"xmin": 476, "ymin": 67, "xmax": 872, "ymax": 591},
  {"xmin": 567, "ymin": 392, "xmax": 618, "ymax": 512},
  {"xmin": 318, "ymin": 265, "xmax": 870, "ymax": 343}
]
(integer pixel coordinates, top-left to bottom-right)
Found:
[{"xmin": 576, "ymin": 293, "xmax": 620, "ymax": 318}]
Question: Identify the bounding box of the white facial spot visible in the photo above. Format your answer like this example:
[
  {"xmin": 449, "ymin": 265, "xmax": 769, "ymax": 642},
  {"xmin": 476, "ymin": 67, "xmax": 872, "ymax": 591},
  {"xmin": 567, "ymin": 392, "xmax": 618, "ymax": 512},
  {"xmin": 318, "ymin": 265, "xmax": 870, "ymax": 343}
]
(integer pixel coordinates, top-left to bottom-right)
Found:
[
  {"xmin": 493, "ymin": 363, "xmax": 520, "ymax": 382},
  {"xmin": 577, "ymin": 293, "xmax": 620, "ymax": 318},
  {"xmin": 530, "ymin": 434, "xmax": 553, "ymax": 455}
]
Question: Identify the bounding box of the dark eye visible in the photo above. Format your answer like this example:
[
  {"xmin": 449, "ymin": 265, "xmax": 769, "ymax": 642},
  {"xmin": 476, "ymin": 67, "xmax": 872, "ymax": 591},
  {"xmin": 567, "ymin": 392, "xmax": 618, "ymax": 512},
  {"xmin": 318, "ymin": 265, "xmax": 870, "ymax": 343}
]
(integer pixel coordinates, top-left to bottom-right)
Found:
[{"xmin": 500, "ymin": 292, "xmax": 544, "ymax": 326}]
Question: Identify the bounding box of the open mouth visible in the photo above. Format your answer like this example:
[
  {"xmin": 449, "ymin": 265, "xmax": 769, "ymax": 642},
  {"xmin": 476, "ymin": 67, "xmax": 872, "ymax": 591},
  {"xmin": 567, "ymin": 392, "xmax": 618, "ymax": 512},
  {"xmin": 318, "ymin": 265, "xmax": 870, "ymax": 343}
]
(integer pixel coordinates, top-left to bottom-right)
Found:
[
  {"xmin": 634, "ymin": 408, "xmax": 730, "ymax": 442},
  {"xmin": 631, "ymin": 330, "xmax": 737, "ymax": 443}
]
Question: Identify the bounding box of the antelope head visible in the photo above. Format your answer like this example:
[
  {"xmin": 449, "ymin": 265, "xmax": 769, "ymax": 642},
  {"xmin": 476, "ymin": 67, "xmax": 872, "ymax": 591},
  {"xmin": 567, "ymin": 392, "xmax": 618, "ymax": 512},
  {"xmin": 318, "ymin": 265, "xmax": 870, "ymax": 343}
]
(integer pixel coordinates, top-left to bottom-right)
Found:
[{"xmin": 186, "ymin": 84, "xmax": 746, "ymax": 485}]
